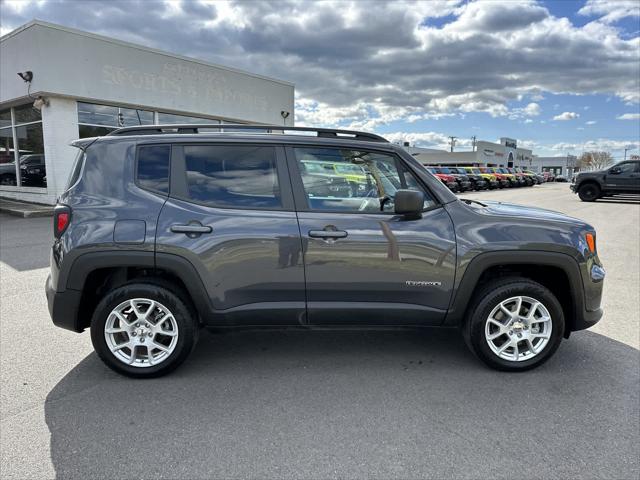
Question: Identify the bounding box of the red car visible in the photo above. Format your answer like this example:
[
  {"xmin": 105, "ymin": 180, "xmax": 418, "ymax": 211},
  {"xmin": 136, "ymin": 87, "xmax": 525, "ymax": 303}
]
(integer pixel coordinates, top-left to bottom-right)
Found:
[{"xmin": 426, "ymin": 167, "xmax": 459, "ymax": 192}]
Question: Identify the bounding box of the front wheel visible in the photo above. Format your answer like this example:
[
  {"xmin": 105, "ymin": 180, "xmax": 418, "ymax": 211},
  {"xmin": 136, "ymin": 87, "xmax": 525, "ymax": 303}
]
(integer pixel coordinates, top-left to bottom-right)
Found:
[
  {"xmin": 463, "ymin": 278, "xmax": 564, "ymax": 371},
  {"xmin": 578, "ymin": 183, "xmax": 600, "ymax": 201},
  {"xmin": 90, "ymin": 283, "xmax": 198, "ymax": 378}
]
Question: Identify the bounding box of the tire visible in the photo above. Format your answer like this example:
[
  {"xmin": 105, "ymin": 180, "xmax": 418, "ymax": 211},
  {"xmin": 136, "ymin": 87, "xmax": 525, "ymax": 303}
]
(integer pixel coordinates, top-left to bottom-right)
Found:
[
  {"xmin": 462, "ymin": 277, "xmax": 564, "ymax": 372},
  {"xmin": 90, "ymin": 283, "xmax": 199, "ymax": 378},
  {"xmin": 578, "ymin": 183, "xmax": 600, "ymax": 202}
]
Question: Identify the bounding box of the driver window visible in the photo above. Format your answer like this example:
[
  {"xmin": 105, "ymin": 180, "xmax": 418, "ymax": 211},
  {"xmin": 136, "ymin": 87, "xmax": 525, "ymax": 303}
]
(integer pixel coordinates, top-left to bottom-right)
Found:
[
  {"xmin": 293, "ymin": 147, "xmax": 435, "ymax": 213},
  {"xmin": 611, "ymin": 163, "xmax": 636, "ymax": 174}
]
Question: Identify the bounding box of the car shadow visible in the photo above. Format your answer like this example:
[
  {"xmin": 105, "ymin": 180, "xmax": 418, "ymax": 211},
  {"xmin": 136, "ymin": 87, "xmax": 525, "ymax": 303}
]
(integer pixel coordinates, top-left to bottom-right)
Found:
[
  {"xmin": 596, "ymin": 194, "xmax": 640, "ymax": 204},
  {"xmin": 45, "ymin": 329, "xmax": 639, "ymax": 479}
]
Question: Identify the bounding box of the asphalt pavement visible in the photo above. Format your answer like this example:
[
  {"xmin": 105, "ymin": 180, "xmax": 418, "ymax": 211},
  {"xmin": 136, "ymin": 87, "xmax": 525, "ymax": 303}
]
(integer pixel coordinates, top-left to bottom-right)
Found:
[{"xmin": 0, "ymin": 183, "xmax": 638, "ymax": 479}]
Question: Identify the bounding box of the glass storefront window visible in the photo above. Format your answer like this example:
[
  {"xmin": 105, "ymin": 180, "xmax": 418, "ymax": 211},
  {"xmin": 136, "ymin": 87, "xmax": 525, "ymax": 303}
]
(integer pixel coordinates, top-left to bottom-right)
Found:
[
  {"xmin": 78, "ymin": 125, "xmax": 117, "ymax": 138},
  {"xmin": 158, "ymin": 112, "xmax": 219, "ymax": 124},
  {"xmin": 14, "ymin": 104, "xmax": 42, "ymax": 125},
  {"xmin": 77, "ymin": 102, "xmax": 154, "ymax": 136},
  {"xmin": 15, "ymin": 123, "xmax": 46, "ymax": 188},
  {"xmin": 0, "ymin": 127, "xmax": 17, "ymax": 186},
  {"xmin": 119, "ymin": 107, "xmax": 154, "ymax": 126},
  {"xmin": 0, "ymin": 104, "xmax": 46, "ymax": 189},
  {"xmin": 0, "ymin": 109, "xmax": 11, "ymax": 129},
  {"xmin": 78, "ymin": 103, "xmax": 119, "ymax": 126}
]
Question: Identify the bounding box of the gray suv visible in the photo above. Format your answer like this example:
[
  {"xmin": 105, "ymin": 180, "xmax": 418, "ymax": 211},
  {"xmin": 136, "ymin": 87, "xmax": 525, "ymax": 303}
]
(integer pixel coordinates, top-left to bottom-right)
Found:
[{"xmin": 46, "ymin": 125, "xmax": 605, "ymax": 377}]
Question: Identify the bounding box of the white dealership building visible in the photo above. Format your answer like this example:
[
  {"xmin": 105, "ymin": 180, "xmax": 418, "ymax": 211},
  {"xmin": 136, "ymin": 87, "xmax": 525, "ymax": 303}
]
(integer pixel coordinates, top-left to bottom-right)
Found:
[
  {"xmin": 0, "ymin": 21, "xmax": 295, "ymax": 205},
  {"xmin": 406, "ymin": 137, "xmax": 534, "ymax": 168}
]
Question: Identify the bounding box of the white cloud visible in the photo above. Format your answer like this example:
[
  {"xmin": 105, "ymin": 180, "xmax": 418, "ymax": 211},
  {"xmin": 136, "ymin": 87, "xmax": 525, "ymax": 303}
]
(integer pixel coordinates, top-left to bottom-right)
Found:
[
  {"xmin": 551, "ymin": 139, "xmax": 640, "ymax": 151},
  {"xmin": 616, "ymin": 113, "xmax": 640, "ymax": 120},
  {"xmin": 578, "ymin": 0, "xmax": 640, "ymax": 24},
  {"xmin": 586, "ymin": 120, "xmax": 597, "ymax": 125},
  {"xmin": 1, "ymin": 0, "xmax": 638, "ymax": 128},
  {"xmin": 553, "ymin": 112, "xmax": 580, "ymax": 121},
  {"xmin": 383, "ymin": 131, "xmax": 471, "ymax": 150}
]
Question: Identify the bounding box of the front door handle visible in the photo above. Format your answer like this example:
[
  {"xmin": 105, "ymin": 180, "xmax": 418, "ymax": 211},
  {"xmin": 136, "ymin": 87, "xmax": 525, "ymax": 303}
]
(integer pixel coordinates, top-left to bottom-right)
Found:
[
  {"xmin": 171, "ymin": 223, "xmax": 212, "ymax": 237},
  {"xmin": 308, "ymin": 229, "xmax": 348, "ymax": 239}
]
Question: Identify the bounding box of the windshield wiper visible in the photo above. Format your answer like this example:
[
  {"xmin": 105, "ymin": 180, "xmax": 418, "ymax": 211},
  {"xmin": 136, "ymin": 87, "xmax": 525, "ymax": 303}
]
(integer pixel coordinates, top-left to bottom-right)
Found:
[{"xmin": 460, "ymin": 198, "xmax": 487, "ymax": 207}]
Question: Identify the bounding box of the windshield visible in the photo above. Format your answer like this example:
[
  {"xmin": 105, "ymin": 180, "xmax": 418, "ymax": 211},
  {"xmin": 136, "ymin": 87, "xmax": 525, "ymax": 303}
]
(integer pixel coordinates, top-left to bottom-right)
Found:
[
  {"xmin": 471, "ymin": 168, "xmax": 481, "ymax": 174},
  {"xmin": 438, "ymin": 167, "xmax": 451, "ymax": 174}
]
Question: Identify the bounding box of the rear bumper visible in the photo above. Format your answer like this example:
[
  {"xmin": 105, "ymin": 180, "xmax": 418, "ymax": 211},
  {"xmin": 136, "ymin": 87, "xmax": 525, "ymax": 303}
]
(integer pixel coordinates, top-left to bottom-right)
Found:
[{"xmin": 46, "ymin": 274, "xmax": 83, "ymax": 332}]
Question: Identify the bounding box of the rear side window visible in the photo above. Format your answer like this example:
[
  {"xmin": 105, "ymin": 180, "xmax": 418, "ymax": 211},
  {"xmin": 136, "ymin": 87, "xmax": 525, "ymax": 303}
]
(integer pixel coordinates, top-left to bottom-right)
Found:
[
  {"xmin": 182, "ymin": 145, "xmax": 281, "ymax": 209},
  {"xmin": 137, "ymin": 145, "xmax": 170, "ymax": 193},
  {"xmin": 65, "ymin": 150, "xmax": 85, "ymax": 190}
]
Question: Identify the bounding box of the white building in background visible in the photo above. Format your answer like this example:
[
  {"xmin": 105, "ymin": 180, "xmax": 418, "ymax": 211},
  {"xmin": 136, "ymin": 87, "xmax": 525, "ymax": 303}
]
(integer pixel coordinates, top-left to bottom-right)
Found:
[
  {"xmin": 405, "ymin": 137, "xmax": 534, "ymax": 168},
  {"xmin": 0, "ymin": 20, "xmax": 295, "ymax": 205},
  {"xmin": 529, "ymin": 155, "xmax": 578, "ymax": 177}
]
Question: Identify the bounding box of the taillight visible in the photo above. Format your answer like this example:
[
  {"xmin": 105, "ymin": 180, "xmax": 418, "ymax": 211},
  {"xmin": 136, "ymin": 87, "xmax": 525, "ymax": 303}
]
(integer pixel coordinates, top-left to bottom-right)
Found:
[{"xmin": 54, "ymin": 205, "xmax": 71, "ymax": 239}]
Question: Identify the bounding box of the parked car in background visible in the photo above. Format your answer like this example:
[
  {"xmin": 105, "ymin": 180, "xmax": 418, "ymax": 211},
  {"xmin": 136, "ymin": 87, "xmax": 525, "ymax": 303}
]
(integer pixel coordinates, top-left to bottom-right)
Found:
[
  {"xmin": 542, "ymin": 171, "xmax": 556, "ymax": 182},
  {"xmin": 426, "ymin": 167, "xmax": 459, "ymax": 192},
  {"xmin": 480, "ymin": 167, "xmax": 511, "ymax": 188},
  {"xmin": 509, "ymin": 168, "xmax": 533, "ymax": 186},
  {"xmin": 448, "ymin": 167, "xmax": 489, "ymax": 190},
  {"xmin": 0, "ymin": 155, "xmax": 47, "ymax": 187},
  {"xmin": 434, "ymin": 167, "xmax": 472, "ymax": 192},
  {"xmin": 19, "ymin": 154, "xmax": 47, "ymax": 188},
  {"xmin": 0, "ymin": 161, "xmax": 17, "ymax": 186},
  {"xmin": 571, "ymin": 160, "xmax": 640, "ymax": 201},
  {"xmin": 555, "ymin": 175, "xmax": 569, "ymax": 183},
  {"xmin": 464, "ymin": 166, "xmax": 499, "ymax": 189},
  {"xmin": 494, "ymin": 167, "xmax": 521, "ymax": 187}
]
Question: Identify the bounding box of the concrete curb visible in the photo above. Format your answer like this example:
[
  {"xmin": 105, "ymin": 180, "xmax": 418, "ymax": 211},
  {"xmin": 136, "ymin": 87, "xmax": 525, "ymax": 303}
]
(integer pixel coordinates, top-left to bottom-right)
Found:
[{"xmin": 0, "ymin": 199, "xmax": 53, "ymax": 218}]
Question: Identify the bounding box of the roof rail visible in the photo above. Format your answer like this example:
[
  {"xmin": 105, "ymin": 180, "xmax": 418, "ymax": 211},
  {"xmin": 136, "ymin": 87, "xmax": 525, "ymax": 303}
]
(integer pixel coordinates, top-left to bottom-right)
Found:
[{"xmin": 106, "ymin": 124, "xmax": 389, "ymax": 143}]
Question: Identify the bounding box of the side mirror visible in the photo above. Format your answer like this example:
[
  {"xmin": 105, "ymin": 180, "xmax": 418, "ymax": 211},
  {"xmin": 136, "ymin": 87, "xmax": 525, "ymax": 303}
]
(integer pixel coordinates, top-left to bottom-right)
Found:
[
  {"xmin": 394, "ymin": 189, "xmax": 424, "ymax": 217},
  {"xmin": 609, "ymin": 167, "xmax": 621, "ymax": 174}
]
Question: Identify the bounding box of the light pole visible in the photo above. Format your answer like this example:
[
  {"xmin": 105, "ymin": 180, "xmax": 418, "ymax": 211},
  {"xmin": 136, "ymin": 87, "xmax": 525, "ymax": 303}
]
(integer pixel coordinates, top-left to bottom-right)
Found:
[
  {"xmin": 624, "ymin": 148, "xmax": 629, "ymax": 161},
  {"xmin": 448, "ymin": 136, "xmax": 457, "ymax": 153}
]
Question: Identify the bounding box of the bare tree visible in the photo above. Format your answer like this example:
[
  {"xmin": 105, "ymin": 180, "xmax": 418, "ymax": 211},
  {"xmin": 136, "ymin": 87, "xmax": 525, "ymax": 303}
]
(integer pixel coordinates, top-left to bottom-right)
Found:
[
  {"xmin": 577, "ymin": 151, "xmax": 614, "ymax": 171},
  {"xmin": 630, "ymin": 154, "xmax": 640, "ymax": 161}
]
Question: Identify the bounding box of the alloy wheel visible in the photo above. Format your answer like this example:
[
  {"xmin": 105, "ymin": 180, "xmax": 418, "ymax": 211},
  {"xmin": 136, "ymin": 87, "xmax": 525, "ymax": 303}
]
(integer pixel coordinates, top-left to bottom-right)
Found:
[
  {"xmin": 484, "ymin": 296, "xmax": 552, "ymax": 362},
  {"xmin": 104, "ymin": 298, "xmax": 179, "ymax": 368}
]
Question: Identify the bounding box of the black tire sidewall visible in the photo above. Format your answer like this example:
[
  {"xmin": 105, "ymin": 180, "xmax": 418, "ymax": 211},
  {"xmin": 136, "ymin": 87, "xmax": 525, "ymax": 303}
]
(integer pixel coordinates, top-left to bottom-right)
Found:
[
  {"xmin": 90, "ymin": 283, "xmax": 197, "ymax": 378},
  {"xmin": 467, "ymin": 279, "xmax": 565, "ymax": 371},
  {"xmin": 578, "ymin": 183, "xmax": 600, "ymax": 201}
]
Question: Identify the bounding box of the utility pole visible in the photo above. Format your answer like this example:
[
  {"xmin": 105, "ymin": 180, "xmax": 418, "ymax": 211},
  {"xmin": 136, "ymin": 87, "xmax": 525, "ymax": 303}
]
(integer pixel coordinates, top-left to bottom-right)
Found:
[
  {"xmin": 624, "ymin": 148, "xmax": 629, "ymax": 161},
  {"xmin": 448, "ymin": 136, "xmax": 457, "ymax": 153},
  {"xmin": 471, "ymin": 135, "xmax": 477, "ymax": 152}
]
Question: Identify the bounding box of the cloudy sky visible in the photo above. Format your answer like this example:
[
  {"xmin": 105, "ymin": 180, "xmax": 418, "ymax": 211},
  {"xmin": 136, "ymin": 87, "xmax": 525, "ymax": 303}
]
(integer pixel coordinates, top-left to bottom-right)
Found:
[{"xmin": 1, "ymin": 0, "xmax": 639, "ymax": 157}]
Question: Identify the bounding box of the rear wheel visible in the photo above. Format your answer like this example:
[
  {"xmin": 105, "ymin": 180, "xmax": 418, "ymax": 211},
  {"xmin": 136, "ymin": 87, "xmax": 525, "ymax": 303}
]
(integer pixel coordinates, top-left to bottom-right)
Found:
[
  {"xmin": 463, "ymin": 277, "xmax": 564, "ymax": 371},
  {"xmin": 578, "ymin": 183, "xmax": 600, "ymax": 201},
  {"xmin": 90, "ymin": 283, "xmax": 198, "ymax": 378}
]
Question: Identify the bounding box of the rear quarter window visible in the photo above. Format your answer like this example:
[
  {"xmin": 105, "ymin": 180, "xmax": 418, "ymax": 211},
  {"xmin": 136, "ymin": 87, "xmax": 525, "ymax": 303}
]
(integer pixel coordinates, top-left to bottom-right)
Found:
[
  {"xmin": 65, "ymin": 149, "xmax": 85, "ymax": 190},
  {"xmin": 137, "ymin": 145, "xmax": 170, "ymax": 194}
]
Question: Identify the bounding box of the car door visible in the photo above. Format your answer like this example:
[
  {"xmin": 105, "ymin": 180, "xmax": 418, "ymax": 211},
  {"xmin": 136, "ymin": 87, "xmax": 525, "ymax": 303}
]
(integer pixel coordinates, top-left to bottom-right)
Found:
[
  {"xmin": 606, "ymin": 162, "xmax": 640, "ymax": 191},
  {"xmin": 156, "ymin": 143, "xmax": 306, "ymax": 326},
  {"xmin": 287, "ymin": 145, "xmax": 457, "ymax": 326}
]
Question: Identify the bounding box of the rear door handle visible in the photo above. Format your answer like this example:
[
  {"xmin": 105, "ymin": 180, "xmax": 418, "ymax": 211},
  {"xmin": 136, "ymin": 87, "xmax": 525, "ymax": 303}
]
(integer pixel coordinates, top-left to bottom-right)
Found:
[
  {"xmin": 308, "ymin": 229, "xmax": 348, "ymax": 239},
  {"xmin": 171, "ymin": 224, "xmax": 212, "ymax": 235}
]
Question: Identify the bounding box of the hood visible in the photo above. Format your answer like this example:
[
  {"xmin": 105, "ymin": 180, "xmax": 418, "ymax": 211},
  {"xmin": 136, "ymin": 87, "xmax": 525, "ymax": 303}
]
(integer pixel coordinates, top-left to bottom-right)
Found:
[{"xmin": 473, "ymin": 200, "xmax": 587, "ymax": 225}]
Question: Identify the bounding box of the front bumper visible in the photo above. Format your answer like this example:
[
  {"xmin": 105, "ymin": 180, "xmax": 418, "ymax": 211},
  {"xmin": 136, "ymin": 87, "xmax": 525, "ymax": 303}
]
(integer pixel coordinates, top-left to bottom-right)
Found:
[
  {"xmin": 570, "ymin": 183, "xmax": 577, "ymax": 192},
  {"xmin": 46, "ymin": 274, "xmax": 83, "ymax": 332},
  {"xmin": 457, "ymin": 180, "xmax": 472, "ymax": 191}
]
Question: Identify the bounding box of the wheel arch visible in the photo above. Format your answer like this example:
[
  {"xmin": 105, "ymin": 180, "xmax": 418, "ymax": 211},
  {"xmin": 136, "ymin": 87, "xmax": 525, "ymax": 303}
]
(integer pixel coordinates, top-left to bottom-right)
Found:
[
  {"xmin": 66, "ymin": 251, "xmax": 211, "ymax": 331},
  {"xmin": 444, "ymin": 251, "xmax": 585, "ymax": 337}
]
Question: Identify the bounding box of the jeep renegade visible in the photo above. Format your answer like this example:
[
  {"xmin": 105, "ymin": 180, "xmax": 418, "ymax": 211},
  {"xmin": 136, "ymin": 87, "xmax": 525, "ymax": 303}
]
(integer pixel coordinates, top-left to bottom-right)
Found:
[{"xmin": 46, "ymin": 125, "xmax": 605, "ymax": 377}]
